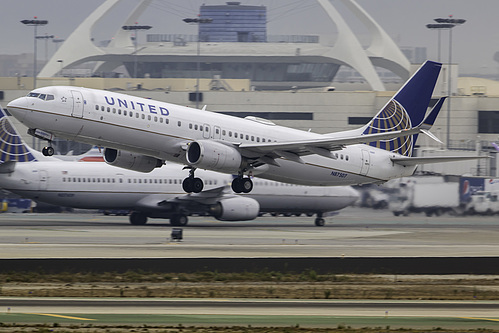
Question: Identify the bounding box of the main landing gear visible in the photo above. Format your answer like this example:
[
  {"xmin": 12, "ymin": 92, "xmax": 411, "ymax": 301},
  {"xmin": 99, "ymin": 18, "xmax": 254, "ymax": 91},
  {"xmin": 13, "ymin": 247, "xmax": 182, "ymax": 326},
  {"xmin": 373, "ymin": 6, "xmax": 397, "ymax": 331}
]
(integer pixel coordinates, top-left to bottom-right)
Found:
[
  {"xmin": 314, "ymin": 212, "xmax": 325, "ymax": 226},
  {"xmin": 231, "ymin": 176, "xmax": 253, "ymax": 193},
  {"xmin": 182, "ymin": 167, "xmax": 204, "ymax": 193}
]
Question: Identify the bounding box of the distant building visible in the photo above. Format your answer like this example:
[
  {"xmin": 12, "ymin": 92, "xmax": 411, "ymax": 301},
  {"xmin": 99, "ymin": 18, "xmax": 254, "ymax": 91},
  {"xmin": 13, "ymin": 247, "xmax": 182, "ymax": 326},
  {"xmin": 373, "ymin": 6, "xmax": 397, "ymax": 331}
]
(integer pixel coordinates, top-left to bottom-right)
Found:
[
  {"xmin": 38, "ymin": 0, "xmax": 410, "ymax": 91},
  {"xmin": 199, "ymin": 2, "xmax": 267, "ymax": 43}
]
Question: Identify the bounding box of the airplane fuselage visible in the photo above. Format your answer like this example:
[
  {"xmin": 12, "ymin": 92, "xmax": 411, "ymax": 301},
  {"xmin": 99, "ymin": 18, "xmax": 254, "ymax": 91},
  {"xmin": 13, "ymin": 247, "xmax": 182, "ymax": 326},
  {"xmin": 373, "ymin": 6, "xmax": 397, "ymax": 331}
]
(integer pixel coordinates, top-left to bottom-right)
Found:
[
  {"xmin": 0, "ymin": 161, "xmax": 358, "ymax": 214},
  {"xmin": 8, "ymin": 86, "xmax": 416, "ymax": 187}
]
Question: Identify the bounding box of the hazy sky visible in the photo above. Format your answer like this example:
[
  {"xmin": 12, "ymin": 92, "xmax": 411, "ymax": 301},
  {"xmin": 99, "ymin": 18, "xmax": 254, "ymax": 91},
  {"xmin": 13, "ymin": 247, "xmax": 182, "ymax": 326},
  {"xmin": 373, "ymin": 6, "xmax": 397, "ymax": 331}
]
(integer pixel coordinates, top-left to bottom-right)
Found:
[{"xmin": 1, "ymin": 0, "xmax": 498, "ymax": 75}]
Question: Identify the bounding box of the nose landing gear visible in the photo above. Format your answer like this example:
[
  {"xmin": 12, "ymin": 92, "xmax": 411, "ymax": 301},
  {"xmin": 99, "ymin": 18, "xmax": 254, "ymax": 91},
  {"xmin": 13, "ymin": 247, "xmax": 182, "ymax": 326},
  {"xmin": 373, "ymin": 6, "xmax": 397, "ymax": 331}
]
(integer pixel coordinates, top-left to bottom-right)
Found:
[{"xmin": 42, "ymin": 145, "xmax": 54, "ymax": 156}]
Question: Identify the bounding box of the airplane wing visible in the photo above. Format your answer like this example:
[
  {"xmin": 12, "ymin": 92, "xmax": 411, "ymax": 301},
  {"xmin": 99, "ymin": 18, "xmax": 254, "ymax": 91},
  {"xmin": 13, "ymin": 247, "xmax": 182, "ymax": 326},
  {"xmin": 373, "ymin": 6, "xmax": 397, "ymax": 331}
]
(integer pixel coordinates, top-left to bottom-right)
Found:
[
  {"xmin": 134, "ymin": 186, "xmax": 233, "ymax": 210},
  {"xmin": 237, "ymin": 127, "xmax": 422, "ymax": 163}
]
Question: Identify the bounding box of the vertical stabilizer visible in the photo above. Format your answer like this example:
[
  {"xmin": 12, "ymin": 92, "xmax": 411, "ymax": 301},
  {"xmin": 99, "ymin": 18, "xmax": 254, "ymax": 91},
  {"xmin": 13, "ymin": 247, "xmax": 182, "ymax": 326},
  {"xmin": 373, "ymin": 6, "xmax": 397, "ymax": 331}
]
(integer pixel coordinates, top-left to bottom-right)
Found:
[
  {"xmin": 362, "ymin": 61, "xmax": 442, "ymax": 156},
  {"xmin": 0, "ymin": 106, "xmax": 40, "ymax": 163}
]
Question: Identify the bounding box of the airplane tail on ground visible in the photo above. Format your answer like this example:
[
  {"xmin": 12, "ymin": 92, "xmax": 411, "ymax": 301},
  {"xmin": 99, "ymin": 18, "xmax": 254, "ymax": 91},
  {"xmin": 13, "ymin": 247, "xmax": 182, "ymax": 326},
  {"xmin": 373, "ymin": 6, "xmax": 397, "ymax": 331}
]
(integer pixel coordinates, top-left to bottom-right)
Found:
[
  {"xmin": 0, "ymin": 105, "xmax": 42, "ymax": 164},
  {"xmin": 361, "ymin": 60, "xmax": 442, "ymax": 157}
]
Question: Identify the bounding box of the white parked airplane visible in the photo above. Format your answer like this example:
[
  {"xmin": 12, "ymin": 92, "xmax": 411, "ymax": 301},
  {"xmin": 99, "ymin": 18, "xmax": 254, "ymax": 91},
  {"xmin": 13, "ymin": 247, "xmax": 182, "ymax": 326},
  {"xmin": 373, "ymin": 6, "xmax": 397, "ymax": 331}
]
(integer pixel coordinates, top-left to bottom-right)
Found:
[
  {"xmin": 0, "ymin": 107, "xmax": 358, "ymax": 226},
  {"xmin": 6, "ymin": 61, "xmax": 482, "ymax": 195}
]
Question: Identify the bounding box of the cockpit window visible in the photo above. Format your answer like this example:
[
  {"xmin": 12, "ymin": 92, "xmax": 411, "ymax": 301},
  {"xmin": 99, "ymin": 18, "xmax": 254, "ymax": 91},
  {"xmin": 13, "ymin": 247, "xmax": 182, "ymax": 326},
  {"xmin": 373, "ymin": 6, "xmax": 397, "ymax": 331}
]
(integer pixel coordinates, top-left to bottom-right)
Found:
[{"xmin": 26, "ymin": 92, "xmax": 55, "ymax": 101}]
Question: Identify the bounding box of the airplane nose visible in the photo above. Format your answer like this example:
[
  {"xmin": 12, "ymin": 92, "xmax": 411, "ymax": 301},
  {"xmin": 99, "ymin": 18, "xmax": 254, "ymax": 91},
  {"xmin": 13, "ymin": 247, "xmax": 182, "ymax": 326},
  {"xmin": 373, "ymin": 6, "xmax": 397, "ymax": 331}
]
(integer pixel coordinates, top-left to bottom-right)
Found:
[{"xmin": 6, "ymin": 97, "xmax": 28, "ymax": 122}]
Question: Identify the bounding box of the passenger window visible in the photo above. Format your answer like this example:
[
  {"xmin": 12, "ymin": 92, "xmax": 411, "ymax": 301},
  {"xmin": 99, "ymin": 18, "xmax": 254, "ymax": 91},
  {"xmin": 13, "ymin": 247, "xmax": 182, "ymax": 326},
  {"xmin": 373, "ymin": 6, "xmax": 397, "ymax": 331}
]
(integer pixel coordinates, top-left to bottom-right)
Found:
[
  {"xmin": 112, "ymin": 108, "xmax": 116, "ymax": 114},
  {"xmin": 107, "ymin": 107, "xmax": 110, "ymax": 112},
  {"xmin": 194, "ymin": 124, "xmax": 198, "ymax": 130},
  {"xmin": 178, "ymin": 121, "xmax": 182, "ymax": 127},
  {"xmin": 148, "ymin": 115, "xmax": 151, "ymax": 121},
  {"xmin": 118, "ymin": 109, "xmax": 121, "ymax": 115},
  {"xmin": 189, "ymin": 124, "xmax": 193, "ymax": 129},
  {"xmin": 165, "ymin": 118, "xmax": 169, "ymax": 124},
  {"xmin": 142, "ymin": 114, "xmax": 145, "ymax": 119},
  {"xmin": 95, "ymin": 105, "xmax": 99, "ymax": 110}
]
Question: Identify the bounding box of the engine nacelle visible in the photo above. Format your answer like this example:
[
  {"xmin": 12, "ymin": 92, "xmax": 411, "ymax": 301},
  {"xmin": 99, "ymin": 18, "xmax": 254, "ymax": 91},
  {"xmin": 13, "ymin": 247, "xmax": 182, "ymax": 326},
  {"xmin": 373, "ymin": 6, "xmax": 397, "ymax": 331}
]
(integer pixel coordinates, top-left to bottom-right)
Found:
[
  {"xmin": 210, "ymin": 196, "xmax": 260, "ymax": 221},
  {"xmin": 104, "ymin": 148, "xmax": 163, "ymax": 173},
  {"xmin": 186, "ymin": 140, "xmax": 243, "ymax": 173}
]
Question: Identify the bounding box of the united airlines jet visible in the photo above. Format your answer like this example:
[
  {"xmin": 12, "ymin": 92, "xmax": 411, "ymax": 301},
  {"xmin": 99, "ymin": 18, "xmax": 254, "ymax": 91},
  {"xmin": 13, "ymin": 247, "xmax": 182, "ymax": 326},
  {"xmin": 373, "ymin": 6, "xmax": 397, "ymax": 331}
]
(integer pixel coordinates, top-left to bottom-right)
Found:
[
  {"xmin": 0, "ymin": 107, "xmax": 358, "ymax": 226},
  {"xmin": 6, "ymin": 61, "xmax": 482, "ymax": 194}
]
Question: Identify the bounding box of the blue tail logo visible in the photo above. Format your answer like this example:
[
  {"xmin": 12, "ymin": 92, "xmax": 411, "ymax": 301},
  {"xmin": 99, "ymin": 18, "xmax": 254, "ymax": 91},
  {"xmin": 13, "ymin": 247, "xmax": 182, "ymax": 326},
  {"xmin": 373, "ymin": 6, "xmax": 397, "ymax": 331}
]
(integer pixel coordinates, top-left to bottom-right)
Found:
[
  {"xmin": 362, "ymin": 61, "xmax": 442, "ymax": 157},
  {"xmin": 363, "ymin": 99, "xmax": 413, "ymax": 156},
  {"xmin": 0, "ymin": 107, "xmax": 37, "ymax": 163}
]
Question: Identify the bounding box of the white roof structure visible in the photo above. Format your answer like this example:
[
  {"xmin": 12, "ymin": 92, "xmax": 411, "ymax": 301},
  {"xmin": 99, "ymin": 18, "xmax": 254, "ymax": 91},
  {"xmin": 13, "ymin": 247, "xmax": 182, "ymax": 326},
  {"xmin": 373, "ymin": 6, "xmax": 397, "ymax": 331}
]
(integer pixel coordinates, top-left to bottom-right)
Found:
[{"xmin": 38, "ymin": 0, "xmax": 410, "ymax": 91}]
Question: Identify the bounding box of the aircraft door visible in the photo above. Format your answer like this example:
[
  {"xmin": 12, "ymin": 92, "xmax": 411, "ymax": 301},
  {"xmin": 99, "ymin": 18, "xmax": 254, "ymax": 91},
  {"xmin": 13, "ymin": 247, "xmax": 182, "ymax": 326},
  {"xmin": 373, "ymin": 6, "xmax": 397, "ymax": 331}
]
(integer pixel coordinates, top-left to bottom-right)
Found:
[
  {"xmin": 70, "ymin": 90, "xmax": 84, "ymax": 118},
  {"xmin": 38, "ymin": 170, "xmax": 48, "ymax": 190},
  {"xmin": 360, "ymin": 150, "xmax": 370, "ymax": 176},
  {"xmin": 203, "ymin": 124, "xmax": 211, "ymax": 139}
]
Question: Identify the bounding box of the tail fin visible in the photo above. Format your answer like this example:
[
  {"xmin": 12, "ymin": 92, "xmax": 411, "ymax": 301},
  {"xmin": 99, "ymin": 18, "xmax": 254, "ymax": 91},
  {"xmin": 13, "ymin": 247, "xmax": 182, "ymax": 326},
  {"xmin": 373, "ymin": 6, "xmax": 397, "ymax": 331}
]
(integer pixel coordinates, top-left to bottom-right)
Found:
[
  {"xmin": 0, "ymin": 105, "xmax": 40, "ymax": 163},
  {"xmin": 362, "ymin": 60, "xmax": 442, "ymax": 156}
]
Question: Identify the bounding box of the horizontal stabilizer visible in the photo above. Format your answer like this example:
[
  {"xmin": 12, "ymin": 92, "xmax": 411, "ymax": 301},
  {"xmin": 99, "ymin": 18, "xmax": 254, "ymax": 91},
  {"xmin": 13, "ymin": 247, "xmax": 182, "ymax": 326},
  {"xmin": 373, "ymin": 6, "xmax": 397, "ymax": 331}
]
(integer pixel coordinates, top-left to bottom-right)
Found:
[{"xmin": 391, "ymin": 155, "xmax": 488, "ymax": 166}]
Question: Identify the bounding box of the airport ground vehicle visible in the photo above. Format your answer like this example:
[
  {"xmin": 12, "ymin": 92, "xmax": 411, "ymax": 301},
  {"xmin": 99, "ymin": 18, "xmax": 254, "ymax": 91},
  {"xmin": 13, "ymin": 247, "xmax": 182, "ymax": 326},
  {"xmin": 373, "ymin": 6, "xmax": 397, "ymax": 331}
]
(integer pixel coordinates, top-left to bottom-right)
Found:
[
  {"xmin": 389, "ymin": 175, "xmax": 499, "ymax": 217},
  {"xmin": 390, "ymin": 179, "xmax": 460, "ymax": 216},
  {"xmin": 466, "ymin": 191, "xmax": 499, "ymax": 215}
]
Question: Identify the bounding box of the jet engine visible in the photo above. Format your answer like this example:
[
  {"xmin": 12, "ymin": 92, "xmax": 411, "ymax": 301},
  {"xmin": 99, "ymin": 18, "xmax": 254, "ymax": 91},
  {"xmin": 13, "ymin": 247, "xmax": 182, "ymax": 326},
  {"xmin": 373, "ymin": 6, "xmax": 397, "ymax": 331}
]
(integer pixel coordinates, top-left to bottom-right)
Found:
[
  {"xmin": 186, "ymin": 140, "xmax": 244, "ymax": 173},
  {"xmin": 209, "ymin": 196, "xmax": 260, "ymax": 221},
  {"xmin": 104, "ymin": 148, "xmax": 163, "ymax": 173}
]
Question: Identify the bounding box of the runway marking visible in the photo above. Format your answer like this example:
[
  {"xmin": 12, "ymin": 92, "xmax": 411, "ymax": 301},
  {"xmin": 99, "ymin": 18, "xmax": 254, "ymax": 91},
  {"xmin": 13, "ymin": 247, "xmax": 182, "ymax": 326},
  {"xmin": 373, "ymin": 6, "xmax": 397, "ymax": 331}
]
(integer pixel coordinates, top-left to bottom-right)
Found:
[
  {"xmin": 460, "ymin": 317, "xmax": 499, "ymax": 322},
  {"xmin": 27, "ymin": 313, "xmax": 95, "ymax": 321}
]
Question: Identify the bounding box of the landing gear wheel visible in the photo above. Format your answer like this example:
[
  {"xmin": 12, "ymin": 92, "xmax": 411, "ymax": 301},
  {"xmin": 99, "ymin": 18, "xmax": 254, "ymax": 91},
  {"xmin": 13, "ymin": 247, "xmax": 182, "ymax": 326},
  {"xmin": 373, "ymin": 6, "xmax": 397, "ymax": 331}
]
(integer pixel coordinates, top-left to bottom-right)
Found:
[
  {"xmin": 232, "ymin": 177, "xmax": 253, "ymax": 193},
  {"xmin": 182, "ymin": 177, "xmax": 193, "ymax": 193},
  {"xmin": 42, "ymin": 146, "xmax": 54, "ymax": 156},
  {"xmin": 171, "ymin": 214, "xmax": 188, "ymax": 226},
  {"xmin": 182, "ymin": 177, "xmax": 204, "ymax": 193},
  {"xmin": 129, "ymin": 212, "xmax": 148, "ymax": 225},
  {"xmin": 314, "ymin": 212, "xmax": 325, "ymax": 226},
  {"xmin": 315, "ymin": 218, "xmax": 325, "ymax": 226},
  {"xmin": 192, "ymin": 177, "xmax": 204, "ymax": 193}
]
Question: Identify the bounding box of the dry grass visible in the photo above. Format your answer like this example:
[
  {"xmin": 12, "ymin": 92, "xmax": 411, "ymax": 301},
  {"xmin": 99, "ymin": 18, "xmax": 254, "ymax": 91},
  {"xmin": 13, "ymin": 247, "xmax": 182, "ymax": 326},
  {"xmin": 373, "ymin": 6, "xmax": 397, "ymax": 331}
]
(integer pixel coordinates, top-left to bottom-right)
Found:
[{"xmin": 2, "ymin": 272, "xmax": 499, "ymax": 300}]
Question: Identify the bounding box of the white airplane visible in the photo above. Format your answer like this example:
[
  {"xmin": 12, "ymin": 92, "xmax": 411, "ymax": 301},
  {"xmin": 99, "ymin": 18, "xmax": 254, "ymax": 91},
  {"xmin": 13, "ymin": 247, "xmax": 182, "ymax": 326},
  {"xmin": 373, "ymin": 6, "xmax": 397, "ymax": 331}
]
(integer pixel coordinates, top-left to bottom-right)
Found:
[
  {"xmin": 6, "ymin": 61, "xmax": 482, "ymax": 195},
  {"xmin": 0, "ymin": 107, "xmax": 358, "ymax": 226}
]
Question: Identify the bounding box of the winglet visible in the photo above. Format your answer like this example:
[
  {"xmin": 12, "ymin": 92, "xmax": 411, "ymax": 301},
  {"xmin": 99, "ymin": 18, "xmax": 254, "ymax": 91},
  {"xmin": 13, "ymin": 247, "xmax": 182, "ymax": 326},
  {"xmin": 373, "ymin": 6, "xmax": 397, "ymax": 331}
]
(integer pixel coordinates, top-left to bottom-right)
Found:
[
  {"xmin": 420, "ymin": 97, "xmax": 447, "ymax": 130},
  {"xmin": 418, "ymin": 96, "xmax": 447, "ymax": 144}
]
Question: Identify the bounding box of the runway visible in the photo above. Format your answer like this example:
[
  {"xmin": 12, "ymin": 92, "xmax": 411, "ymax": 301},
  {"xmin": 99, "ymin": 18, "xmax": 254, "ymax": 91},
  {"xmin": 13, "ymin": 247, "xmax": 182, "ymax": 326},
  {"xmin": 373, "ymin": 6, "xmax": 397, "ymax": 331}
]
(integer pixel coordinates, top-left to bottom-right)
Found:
[
  {"xmin": 1, "ymin": 297, "xmax": 499, "ymax": 329},
  {"xmin": 0, "ymin": 207, "xmax": 499, "ymax": 258},
  {"xmin": 2, "ymin": 208, "xmax": 499, "ymax": 329}
]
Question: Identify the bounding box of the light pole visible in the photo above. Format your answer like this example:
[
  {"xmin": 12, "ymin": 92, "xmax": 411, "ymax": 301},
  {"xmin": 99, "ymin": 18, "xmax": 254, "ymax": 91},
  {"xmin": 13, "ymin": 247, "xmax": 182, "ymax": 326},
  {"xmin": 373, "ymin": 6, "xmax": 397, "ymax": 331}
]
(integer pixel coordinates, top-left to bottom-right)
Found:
[
  {"xmin": 122, "ymin": 24, "xmax": 152, "ymax": 78},
  {"xmin": 426, "ymin": 16, "xmax": 466, "ymax": 149},
  {"xmin": 21, "ymin": 17, "xmax": 48, "ymax": 89},
  {"xmin": 183, "ymin": 17, "xmax": 213, "ymax": 109},
  {"xmin": 36, "ymin": 34, "xmax": 54, "ymax": 62}
]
